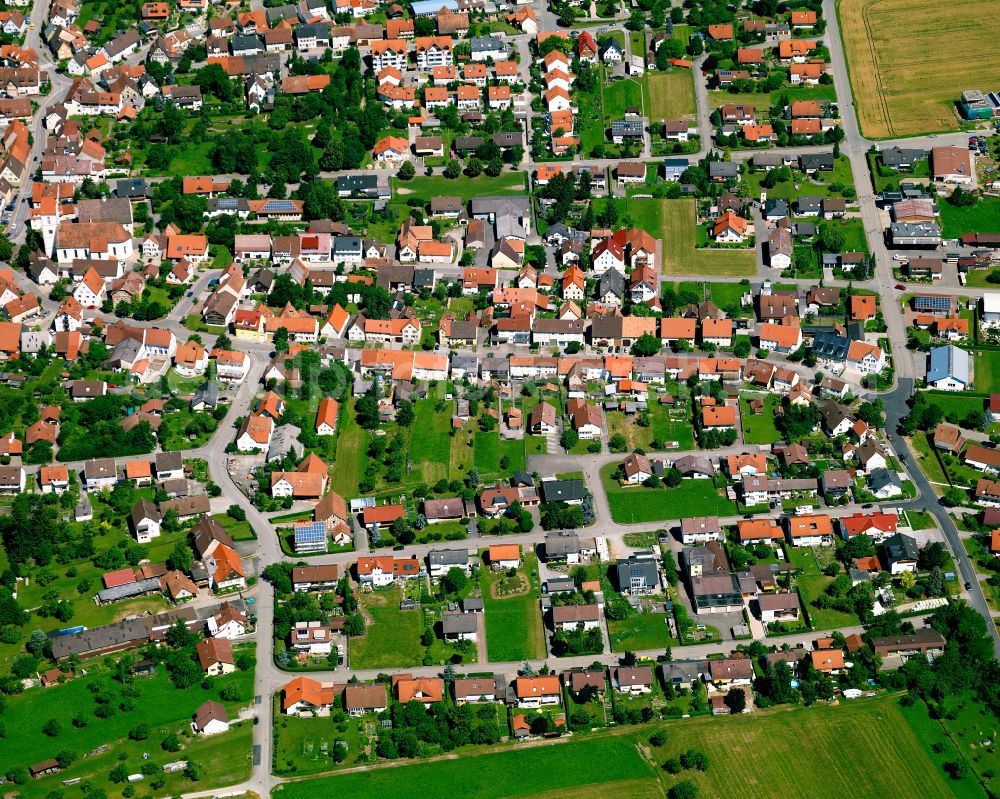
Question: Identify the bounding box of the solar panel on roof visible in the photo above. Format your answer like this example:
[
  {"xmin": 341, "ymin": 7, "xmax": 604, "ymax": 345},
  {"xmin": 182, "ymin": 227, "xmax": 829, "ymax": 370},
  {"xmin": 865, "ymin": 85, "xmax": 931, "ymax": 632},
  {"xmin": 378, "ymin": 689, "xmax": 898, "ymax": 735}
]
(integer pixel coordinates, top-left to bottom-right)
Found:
[
  {"xmin": 914, "ymin": 295, "xmax": 950, "ymax": 310},
  {"xmin": 219, "ymin": 198, "xmax": 238, "ymax": 208},
  {"xmin": 266, "ymin": 200, "xmax": 298, "ymax": 211},
  {"xmin": 294, "ymin": 523, "xmax": 326, "ymax": 543}
]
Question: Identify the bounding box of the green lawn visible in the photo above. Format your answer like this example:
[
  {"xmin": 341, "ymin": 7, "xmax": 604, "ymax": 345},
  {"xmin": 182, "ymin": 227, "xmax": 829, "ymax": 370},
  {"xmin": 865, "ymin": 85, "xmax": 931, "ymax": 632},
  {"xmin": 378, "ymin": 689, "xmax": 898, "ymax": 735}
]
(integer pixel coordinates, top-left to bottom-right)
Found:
[
  {"xmin": 274, "ymin": 734, "xmax": 657, "ymax": 799},
  {"xmin": 480, "ymin": 553, "xmax": 545, "ymax": 661},
  {"xmin": 212, "ymin": 512, "xmax": 256, "ymax": 540},
  {"xmin": 329, "ymin": 396, "xmax": 367, "ymax": 498},
  {"xmin": 973, "ymin": 350, "xmax": 1000, "ymax": 393},
  {"xmin": 474, "ymin": 430, "xmax": 500, "ymax": 472},
  {"xmin": 708, "ymin": 83, "xmax": 838, "ymax": 110},
  {"xmin": 601, "ymin": 464, "xmax": 738, "ymax": 523},
  {"xmin": 899, "ymin": 696, "xmax": 991, "ymax": 798},
  {"xmin": 653, "ymin": 199, "xmax": 756, "ymax": 276},
  {"xmin": 603, "ymin": 75, "xmax": 649, "ymax": 119},
  {"xmin": 786, "ymin": 546, "xmax": 860, "ymax": 629},
  {"xmin": 908, "ymin": 430, "xmax": 950, "ymax": 488},
  {"xmin": 410, "ymin": 399, "xmax": 454, "ymax": 483},
  {"xmin": 608, "ymin": 608, "xmax": 677, "ymax": 651},
  {"xmin": 940, "ymin": 196, "xmax": 1000, "ymax": 238},
  {"xmin": 499, "ymin": 438, "xmax": 525, "ymax": 473},
  {"xmin": 395, "ymin": 172, "xmax": 526, "ymax": 203},
  {"xmin": 740, "ymin": 394, "xmax": 782, "ymax": 444},
  {"xmin": 274, "ymin": 708, "xmax": 365, "ymax": 776},
  {"xmin": 648, "ymin": 70, "xmax": 696, "ymax": 121},
  {"xmin": 275, "ymin": 696, "xmax": 965, "ymax": 799},
  {"xmin": 349, "ymin": 586, "xmax": 426, "ymax": 669}
]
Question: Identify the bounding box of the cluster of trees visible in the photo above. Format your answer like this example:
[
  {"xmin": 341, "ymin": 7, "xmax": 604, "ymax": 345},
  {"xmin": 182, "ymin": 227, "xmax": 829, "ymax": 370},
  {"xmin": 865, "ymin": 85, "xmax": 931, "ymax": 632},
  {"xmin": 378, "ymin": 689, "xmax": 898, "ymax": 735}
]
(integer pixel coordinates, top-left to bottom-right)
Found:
[
  {"xmin": 55, "ymin": 394, "xmax": 158, "ymax": 462},
  {"xmin": 551, "ymin": 625, "xmax": 603, "ymax": 656},
  {"xmin": 539, "ymin": 494, "xmax": 594, "ymax": 530},
  {"xmin": 536, "ymin": 170, "xmax": 593, "ymax": 226},
  {"xmin": 375, "ymin": 700, "xmax": 502, "ymax": 759},
  {"xmin": 775, "ymin": 401, "xmax": 820, "ymax": 441}
]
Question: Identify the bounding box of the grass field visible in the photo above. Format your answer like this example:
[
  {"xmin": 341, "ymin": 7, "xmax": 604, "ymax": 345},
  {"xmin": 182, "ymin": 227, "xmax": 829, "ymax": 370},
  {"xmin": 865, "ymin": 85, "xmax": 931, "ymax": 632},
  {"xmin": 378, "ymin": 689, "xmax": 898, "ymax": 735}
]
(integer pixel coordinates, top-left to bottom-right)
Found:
[
  {"xmin": 740, "ymin": 394, "xmax": 782, "ymax": 444},
  {"xmin": 608, "ymin": 609, "xmax": 676, "ymax": 651},
  {"xmin": 410, "ymin": 399, "xmax": 454, "ymax": 483},
  {"xmin": 648, "ymin": 71, "xmax": 696, "ymax": 121},
  {"xmin": 395, "ymin": 172, "xmax": 526, "ymax": 203},
  {"xmin": 274, "ymin": 735, "xmax": 657, "ymax": 799},
  {"xmin": 480, "ymin": 553, "xmax": 545, "ymax": 661},
  {"xmin": 648, "ymin": 697, "xmax": 970, "ymax": 799},
  {"xmin": 602, "ymin": 464, "xmax": 737, "ymax": 523},
  {"xmin": 786, "ymin": 546, "xmax": 860, "ymax": 629},
  {"xmin": 973, "ymin": 350, "xmax": 1000, "ymax": 393},
  {"xmin": 940, "ymin": 197, "xmax": 1000, "ymax": 238},
  {"xmin": 274, "ymin": 709, "xmax": 364, "ymax": 776},
  {"xmin": 329, "ymin": 396, "xmax": 367, "ymax": 498},
  {"xmin": 838, "ymin": 0, "xmax": 1000, "ymax": 137},
  {"xmin": 3, "ymin": 663, "xmax": 253, "ymax": 798},
  {"xmin": 275, "ymin": 696, "xmax": 967, "ymax": 799},
  {"xmin": 657, "ymin": 200, "xmax": 756, "ymax": 276},
  {"xmin": 708, "ymin": 83, "xmax": 837, "ymax": 111},
  {"xmin": 349, "ymin": 587, "xmax": 425, "ymax": 669},
  {"xmin": 603, "ymin": 76, "xmax": 649, "ymax": 119}
]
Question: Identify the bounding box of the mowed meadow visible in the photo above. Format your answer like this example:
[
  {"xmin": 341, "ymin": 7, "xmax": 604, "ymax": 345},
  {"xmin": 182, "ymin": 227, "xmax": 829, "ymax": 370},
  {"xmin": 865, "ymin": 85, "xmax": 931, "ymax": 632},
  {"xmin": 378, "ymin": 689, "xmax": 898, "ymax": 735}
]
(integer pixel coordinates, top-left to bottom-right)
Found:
[
  {"xmin": 273, "ymin": 697, "xmax": 970, "ymax": 799},
  {"xmin": 838, "ymin": 0, "xmax": 1000, "ymax": 137}
]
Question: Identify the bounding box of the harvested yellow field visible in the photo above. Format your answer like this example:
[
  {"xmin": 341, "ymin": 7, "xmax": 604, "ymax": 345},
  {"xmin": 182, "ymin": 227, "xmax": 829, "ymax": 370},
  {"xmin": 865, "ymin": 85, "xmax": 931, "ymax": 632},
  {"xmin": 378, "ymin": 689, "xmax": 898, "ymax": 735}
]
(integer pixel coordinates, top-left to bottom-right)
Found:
[
  {"xmin": 648, "ymin": 71, "xmax": 696, "ymax": 122},
  {"xmin": 838, "ymin": 0, "xmax": 1000, "ymax": 138}
]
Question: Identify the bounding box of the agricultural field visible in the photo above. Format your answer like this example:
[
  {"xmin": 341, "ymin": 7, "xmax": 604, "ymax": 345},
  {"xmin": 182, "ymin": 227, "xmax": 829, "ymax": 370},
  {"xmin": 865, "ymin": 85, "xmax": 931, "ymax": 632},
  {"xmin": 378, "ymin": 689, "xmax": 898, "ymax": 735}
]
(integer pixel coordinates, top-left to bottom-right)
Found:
[
  {"xmin": 648, "ymin": 71, "xmax": 696, "ymax": 121},
  {"xmin": 275, "ymin": 696, "xmax": 967, "ymax": 799},
  {"xmin": 601, "ymin": 464, "xmax": 738, "ymax": 523},
  {"xmin": 479, "ymin": 553, "xmax": 545, "ymax": 661},
  {"xmin": 838, "ymin": 0, "xmax": 1000, "ymax": 137},
  {"xmin": 328, "ymin": 396, "xmax": 367, "ymax": 499}
]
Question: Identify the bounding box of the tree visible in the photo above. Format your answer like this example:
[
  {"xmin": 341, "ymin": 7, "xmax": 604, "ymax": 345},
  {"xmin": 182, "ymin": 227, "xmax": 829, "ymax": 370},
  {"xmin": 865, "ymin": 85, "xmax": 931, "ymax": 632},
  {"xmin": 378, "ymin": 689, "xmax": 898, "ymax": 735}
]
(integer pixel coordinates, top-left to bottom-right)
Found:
[
  {"xmin": 942, "ymin": 486, "xmax": 967, "ymax": 507},
  {"xmin": 818, "ymin": 222, "xmax": 846, "ymax": 253},
  {"xmin": 441, "ymin": 567, "xmax": 469, "ymax": 596},
  {"xmin": 167, "ymin": 540, "xmax": 193, "ymax": 573},
  {"xmin": 227, "ymin": 504, "xmax": 247, "ymax": 521},
  {"xmin": 679, "ymin": 749, "xmax": 709, "ymax": 771},
  {"xmin": 632, "ymin": 333, "xmax": 662, "ymax": 357},
  {"xmin": 42, "ymin": 718, "xmax": 62, "ymax": 737},
  {"xmin": 899, "ymin": 570, "xmax": 917, "ymax": 590},
  {"xmin": 398, "ymin": 161, "xmax": 415, "ymax": 181},
  {"xmin": 918, "ymin": 541, "xmax": 949, "ymax": 571},
  {"xmin": 444, "ymin": 159, "xmax": 462, "ymax": 179},
  {"xmin": 668, "ymin": 781, "xmax": 699, "ymax": 799},
  {"xmin": 724, "ymin": 688, "xmax": 746, "ymax": 714},
  {"xmin": 273, "ymin": 327, "xmax": 290, "ymax": 353},
  {"xmin": 560, "ymin": 429, "xmax": 579, "ymax": 451}
]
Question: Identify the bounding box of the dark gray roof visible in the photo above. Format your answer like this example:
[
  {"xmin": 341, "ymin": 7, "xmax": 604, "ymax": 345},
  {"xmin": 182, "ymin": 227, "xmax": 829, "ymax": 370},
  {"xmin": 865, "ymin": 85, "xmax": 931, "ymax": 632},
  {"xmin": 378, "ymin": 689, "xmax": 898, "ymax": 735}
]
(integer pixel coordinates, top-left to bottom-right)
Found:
[
  {"xmin": 882, "ymin": 532, "xmax": 918, "ymax": 562},
  {"xmin": 442, "ymin": 612, "xmax": 478, "ymax": 634},
  {"xmin": 541, "ymin": 479, "xmax": 586, "ymax": 503}
]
